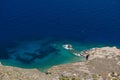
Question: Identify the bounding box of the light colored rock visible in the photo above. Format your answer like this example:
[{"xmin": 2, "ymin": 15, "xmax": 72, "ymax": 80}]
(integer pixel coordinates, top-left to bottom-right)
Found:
[
  {"xmin": 48, "ymin": 46, "xmax": 120, "ymax": 80},
  {"xmin": 85, "ymin": 46, "xmax": 120, "ymax": 60},
  {"xmin": 0, "ymin": 65, "xmax": 51, "ymax": 80},
  {"xmin": 0, "ymin": 46, "xmax": 120, "ymax": 80}
]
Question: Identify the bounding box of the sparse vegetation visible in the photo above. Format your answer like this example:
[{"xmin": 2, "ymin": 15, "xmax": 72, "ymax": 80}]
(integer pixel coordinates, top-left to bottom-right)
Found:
[{"xmin": 59, "ymin": 76, "xmax": 80, "ymax": 80}]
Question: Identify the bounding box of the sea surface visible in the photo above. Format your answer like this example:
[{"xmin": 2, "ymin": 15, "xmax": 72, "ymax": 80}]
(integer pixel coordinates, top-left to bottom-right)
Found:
[{"xmin": 0, "ymin": 0, "xmax": 120, "ymax": 71}]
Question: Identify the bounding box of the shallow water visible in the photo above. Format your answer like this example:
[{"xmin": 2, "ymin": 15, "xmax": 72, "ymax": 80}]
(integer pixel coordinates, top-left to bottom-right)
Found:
[
  {"xmin": 0, "ymin": 40, "xmax": 84, "ymax": 71},
  {"xmin": 0, "ymin": 38, "xmax": 107, "ymax": 71},
  {"xmin": 0, "ymin": 37, "xmax": 120, "ymax": 72},
  {"xmin": 0, "ymin": 0, "xmax": 120, "ymax": 71}
]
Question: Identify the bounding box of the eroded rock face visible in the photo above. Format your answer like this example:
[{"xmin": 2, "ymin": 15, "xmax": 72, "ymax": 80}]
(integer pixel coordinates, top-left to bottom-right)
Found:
[
  {"xmin": 0, "ymin": 46, "xmax": 120, "ymax": 80},
  {"xmin": 87, "ymin": 47, "xmax": 120, "ymax": 60},
  {"xmin": 47, "ymin": 47, "xmax": 120, "ymax": 80}
]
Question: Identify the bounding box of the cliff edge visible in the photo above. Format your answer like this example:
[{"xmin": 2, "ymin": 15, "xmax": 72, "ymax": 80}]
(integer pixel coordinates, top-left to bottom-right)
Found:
[{"xmin": 0, "ymin": 46, "xmax": 120, "ymax": 80}]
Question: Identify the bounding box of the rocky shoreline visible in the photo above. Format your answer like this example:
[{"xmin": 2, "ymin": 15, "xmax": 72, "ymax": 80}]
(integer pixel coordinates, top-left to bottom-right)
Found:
[{"xmin": 0, "ymin": 46, "xmax": 120, "ymax": 80}]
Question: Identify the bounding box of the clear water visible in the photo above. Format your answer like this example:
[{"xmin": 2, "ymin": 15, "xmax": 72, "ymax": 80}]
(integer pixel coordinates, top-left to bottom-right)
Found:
[
  {"xmin": 0, "ymin": 0, "xmax": 120, "ymax": 71},
  {"xmin": 0, "ymin": 39, "xmax": 85, "ymax": 71},
  {"xmin": 0, "ymin": 38, "xmax": 107, "ymax": 72}
]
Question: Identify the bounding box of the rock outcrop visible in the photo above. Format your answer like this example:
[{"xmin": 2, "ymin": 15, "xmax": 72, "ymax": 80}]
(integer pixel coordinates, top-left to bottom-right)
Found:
[
  {"xmin": 48, "ymin": 46, "xmax": 120, "ymax": 80},
  {"xmin": 0, "ymin": 64, "xmax": 49, "ymax": 80},
  {"xmin": 0, "ymin": 46, "xmax": 120, "ymax": 80}
]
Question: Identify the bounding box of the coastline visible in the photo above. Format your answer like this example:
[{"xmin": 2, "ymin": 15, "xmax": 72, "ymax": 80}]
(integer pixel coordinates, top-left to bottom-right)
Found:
[{"xmin": 0, "ymin": 46, "xmax": 120, "ymax": 80}]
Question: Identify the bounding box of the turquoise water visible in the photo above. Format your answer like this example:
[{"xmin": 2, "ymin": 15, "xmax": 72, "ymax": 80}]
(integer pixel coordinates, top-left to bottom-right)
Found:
[
  {"xmin": 0, "ymin": 39, "xmax": 108, "ymax": 72},
  {"xmin": 0, "ymin": 0, "xmax": 120, "ymax": 73}
]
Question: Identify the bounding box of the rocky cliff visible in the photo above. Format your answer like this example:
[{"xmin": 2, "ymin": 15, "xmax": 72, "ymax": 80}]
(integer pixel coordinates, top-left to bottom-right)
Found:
[{"xmin": 0, "ymin": 46, "xmax": 120, "ymax": 80}]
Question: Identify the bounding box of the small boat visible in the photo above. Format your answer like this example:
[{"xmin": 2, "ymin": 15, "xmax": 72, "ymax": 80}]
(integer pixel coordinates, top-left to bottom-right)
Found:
[
  {"xmin": 62, "ymin": 44, "xmax": 73, "ymax": 50},
  {"xmin": 62, "ymin": 44, "xmax": 90, "ymax": 60}
]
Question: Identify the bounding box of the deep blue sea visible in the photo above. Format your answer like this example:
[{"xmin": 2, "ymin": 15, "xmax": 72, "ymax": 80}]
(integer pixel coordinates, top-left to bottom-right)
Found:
[{"xmin": 0, "ymin": 0, "xmax": 120, "ymax": 71}]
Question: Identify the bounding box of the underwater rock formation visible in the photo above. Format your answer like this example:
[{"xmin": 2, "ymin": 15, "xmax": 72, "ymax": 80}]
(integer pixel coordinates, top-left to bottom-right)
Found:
[
  {"xmin": 15, "ymin": 45, "xmax": 58, "ymax": 64},
  {"xmin": 6, "ymin": 40, "xmax": 59, "ymax": 64}
]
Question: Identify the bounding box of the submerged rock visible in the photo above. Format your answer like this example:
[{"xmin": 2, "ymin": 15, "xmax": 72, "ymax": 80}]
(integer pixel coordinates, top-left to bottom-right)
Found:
[
  {"xmin": 8, "ymin": 41, "xmax": 59, "ymax": 64},
  {"xmin": 15, "ymin": 45, "xmax": 59, "ymax": 64}
]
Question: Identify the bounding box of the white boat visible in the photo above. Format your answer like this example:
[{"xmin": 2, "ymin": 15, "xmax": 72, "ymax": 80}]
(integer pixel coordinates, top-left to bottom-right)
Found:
[
  {"xmin": 62, "ymin": 44, "xmax": 89, "ymax": 60},
  {"xmin": 62, "ymin": 44, "xmax": 73, "ymax": 50}
]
